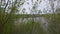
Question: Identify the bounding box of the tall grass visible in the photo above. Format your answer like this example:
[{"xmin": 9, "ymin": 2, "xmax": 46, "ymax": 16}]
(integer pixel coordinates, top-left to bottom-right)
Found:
[
  {"xmin": 0, "ymin": 14, "xmax": 60, "ymax": 34},
  {"xmin": 44, "ymin": 14, "xmax": 60, "ymax": 34},
  {"xmin": 11, "ymin": 20, "xmax": 47, "ymax": 34}
]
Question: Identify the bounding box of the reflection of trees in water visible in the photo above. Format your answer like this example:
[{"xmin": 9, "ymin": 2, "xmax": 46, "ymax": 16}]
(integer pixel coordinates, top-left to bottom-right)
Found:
[{"xmin": 15, "ymin": 17, "xmax": 49, "ymax": 31}]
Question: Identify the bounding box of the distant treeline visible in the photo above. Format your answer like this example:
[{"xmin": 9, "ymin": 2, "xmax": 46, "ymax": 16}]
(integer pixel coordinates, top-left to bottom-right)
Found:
[{"xmin": 15, "ymin": 14, "xmax": 43, "ymax": 18}]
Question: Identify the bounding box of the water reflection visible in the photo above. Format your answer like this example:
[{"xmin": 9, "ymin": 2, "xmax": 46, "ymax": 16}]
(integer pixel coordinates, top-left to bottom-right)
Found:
[{"xmin": 15, "ymin": 17, "xmax": 49, "ymax": 32}]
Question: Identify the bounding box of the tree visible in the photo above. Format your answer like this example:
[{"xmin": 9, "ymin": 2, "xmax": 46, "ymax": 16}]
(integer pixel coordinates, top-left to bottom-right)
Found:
[
  {"xmin": 48, "ymin": 0, "xmax": 60, "ymax": 34},
  {"xmin": 0, "ymin": 0, "xmax": 24, "ymax": 34}
]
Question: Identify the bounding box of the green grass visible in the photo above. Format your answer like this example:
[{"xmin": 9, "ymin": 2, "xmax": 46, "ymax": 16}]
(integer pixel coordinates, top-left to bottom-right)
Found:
[
  {"xmin": 43, "ymin": 13, "xmax": 60, "ymax": 34},
  {"xmin": 11, "ymin": 20, "xmax": 47, "ymax": 34},
  {"xmin": 3, "ymin": 20, "xmax": 47, "ymax": 34},
  {"xmin": 0, "ymin": 13, "xmax": 60, "ymax": 34}
]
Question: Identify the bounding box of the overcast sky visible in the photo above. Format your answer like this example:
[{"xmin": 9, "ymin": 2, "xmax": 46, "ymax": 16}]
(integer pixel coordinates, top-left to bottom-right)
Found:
[
  {"xmin": 18, "ymin": 0, "xmax": 60, "ymax": 14},
  {"xmin": 5, "ymin": 0, "xmax": 60, "ymax": 14}
]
